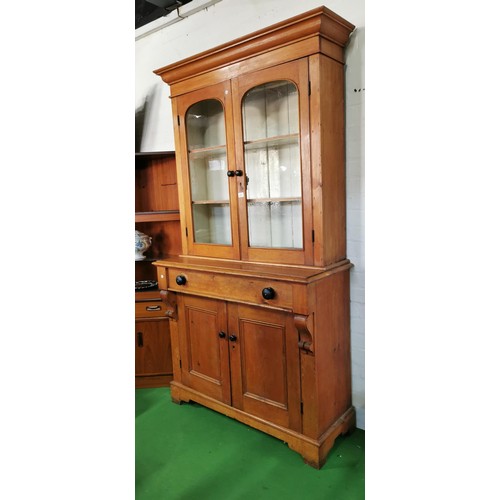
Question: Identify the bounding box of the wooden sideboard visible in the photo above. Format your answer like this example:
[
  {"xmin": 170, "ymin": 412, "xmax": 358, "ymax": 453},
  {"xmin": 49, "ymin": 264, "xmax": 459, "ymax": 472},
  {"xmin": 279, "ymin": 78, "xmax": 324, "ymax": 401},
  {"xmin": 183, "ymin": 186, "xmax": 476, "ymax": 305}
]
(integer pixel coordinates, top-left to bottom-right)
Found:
[{"xmin": 135, "ymin": 151, "xmax": 180, "ymax": 388}]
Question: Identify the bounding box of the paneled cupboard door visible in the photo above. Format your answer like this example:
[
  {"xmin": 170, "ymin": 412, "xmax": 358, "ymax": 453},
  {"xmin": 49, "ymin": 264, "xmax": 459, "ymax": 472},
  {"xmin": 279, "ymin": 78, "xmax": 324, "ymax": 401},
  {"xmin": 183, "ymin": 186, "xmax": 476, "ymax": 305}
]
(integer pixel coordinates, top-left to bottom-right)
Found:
[
  {"xmin": 176, "ymin": 295, "xmax": 231, "ymax": 404},
  {"xmin": 135, "ymin": 319, "xmax": 172, "ymax": 378},
  {"xmin": 228, "ymin": 304, "xmax": 301, "ymax": 431},
  {"xmin": 176, "ymin": 295, "xmax": 300, "ymax": 430},
  {"xmin": 175, "ymin": 81, "xmax": 241, "ymax": 260},
  {"xmin": 232, "ymin": 59, "xmax": 313, "ymax": 265}
]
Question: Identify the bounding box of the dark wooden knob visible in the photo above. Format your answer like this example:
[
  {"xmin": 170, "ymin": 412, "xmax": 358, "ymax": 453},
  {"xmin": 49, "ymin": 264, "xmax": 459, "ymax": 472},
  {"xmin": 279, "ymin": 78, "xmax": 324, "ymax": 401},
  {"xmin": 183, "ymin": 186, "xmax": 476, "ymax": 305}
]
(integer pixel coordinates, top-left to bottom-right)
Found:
[
  {"xmin": 229, "ymin": 334, "xmax": 237, "ymax": 342},
  {"xmin": 234, "ymin": 169, "xmax": 243, "ymax": 176},
  {"xmin": 226, "ymin": 170, "xmax": 235, "ymax": 177},
  {"xmin": 262, "ymin": 287, "xmax": 275, "ymax": 300},
  {"xmin": 218, "ymin": 331, "xmax": 226, "ymax": 338},
  {"xmin": 175, "ymin": 275, "xmax": 187, "ymax": 285}
]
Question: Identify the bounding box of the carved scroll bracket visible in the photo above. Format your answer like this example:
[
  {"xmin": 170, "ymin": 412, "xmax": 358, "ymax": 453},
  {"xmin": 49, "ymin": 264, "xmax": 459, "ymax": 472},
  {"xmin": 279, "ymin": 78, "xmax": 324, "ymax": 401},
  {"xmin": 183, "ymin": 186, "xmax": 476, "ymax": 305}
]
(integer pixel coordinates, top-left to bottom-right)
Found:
[
  {"xmin": 160, "ymin": 290, "xmax": 178, "ymax": 320},
  {"xmin": 295, "ymin": 314, "xmax": 314, "ymax": 354}
]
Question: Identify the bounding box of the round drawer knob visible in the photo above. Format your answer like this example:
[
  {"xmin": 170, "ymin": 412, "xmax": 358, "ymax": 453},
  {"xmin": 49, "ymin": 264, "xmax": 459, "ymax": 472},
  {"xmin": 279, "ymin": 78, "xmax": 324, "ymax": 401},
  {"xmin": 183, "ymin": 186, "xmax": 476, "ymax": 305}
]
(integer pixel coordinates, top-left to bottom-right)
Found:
[
  {"xmin": 175, "ymin": 275, "xmax": 187, "ymax": 286},
  {"xmin": 234, "ymin": 169, "xmax": 243, "ymax": 176},
  {"xmin": 226, "ymin": 170, "xmax": 235, "ymax": 177},
  {"xmin": 262, "ymin": 287, "xmax": 276, "ymax": 300},
  {"xmin": 218, "ymin": 331, "xmax": 226, "ymax": 339},
  {"xmin": 229, "ymin": 334, "xmax": 237, "ymax": 342}
]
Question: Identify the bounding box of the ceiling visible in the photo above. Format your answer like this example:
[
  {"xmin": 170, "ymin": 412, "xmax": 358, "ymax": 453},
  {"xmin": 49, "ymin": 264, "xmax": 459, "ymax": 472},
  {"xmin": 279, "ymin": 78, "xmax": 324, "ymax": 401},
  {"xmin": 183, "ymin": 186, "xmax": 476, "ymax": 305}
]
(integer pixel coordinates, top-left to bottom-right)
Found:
[{"xmin": 135, "ymin": 0, "xmax": 193, "ymax": 30}]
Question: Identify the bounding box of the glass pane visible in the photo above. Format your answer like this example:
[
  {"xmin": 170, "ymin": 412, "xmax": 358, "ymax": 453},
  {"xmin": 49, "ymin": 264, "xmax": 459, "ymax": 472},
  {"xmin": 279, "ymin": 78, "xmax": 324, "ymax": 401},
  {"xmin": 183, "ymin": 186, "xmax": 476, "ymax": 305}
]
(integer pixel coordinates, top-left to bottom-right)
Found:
[
  {"xmin": 242, "ymin": 81, "xmax": 299, "ymax": 141},
  {"xmin": 189, "ymin": 150, "xmax": 228, "ymax": 202},
  {"xmin": 247, "ymin": 201, "xmax": 303, "ymax": 249},
  {"xmin": 192, "ymin": 204, "xmax": 232, "ymax": 245},
  {"xmin": 187, "ymin": 99, "xmax": 226, "ymax": 149},
  {"xmin": 186, "ymin": 99, "xmax": 232, "ymax": 245},
  {"xmin": 245, "ymin": 137, "xmax": 301, "ymax": 200},
  {"xmin": 242, "ymin": 81, "xmax": 302, "ymax": 249}
]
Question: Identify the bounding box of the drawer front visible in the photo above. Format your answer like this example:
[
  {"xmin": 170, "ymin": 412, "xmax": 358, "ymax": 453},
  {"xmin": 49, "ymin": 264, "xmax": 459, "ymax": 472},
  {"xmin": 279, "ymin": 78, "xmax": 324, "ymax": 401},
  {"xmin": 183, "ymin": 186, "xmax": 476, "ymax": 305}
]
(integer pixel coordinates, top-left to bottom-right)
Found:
[
  {"xmin": 167, "ymin": 268, "xmax": 294, "ymax": 310},
  {"xmin": 135, "ymin": 300, "xmax": 166, "ymax": 318}
]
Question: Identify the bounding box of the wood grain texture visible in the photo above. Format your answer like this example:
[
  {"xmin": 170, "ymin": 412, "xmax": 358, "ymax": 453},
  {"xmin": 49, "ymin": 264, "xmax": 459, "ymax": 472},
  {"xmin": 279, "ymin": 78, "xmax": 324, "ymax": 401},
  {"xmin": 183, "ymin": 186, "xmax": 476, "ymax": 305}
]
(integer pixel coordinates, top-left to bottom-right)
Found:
[
  {"xmin": 167, "ymin": 266, "xmax": 296, "ymax": 312},
  {"xmin": 228, "ymin": 304, "xmax": 301, "ymax": 431},
  {"xmin": 135, "ymin": 153, "xmax": 179, "ymax": 212},
  {"xmin": 151, "ymin": 7, "xmax": 355, "ymax": 468},
  {"xmin": 230, "ymin": 59, "xmax": 313, "ymax": 266},
  {"xmin": 303, "ymin": 269, "xmax": 353, "ymax": 438},
  {"xmin": 154, "ymin": 255, "xmax": 351, "ymax": 282},
  {"xmin": 169, "ymin": 381, "xmax": 354, "ymax": 469},
  {"xmin": 136, "ymin": 152, "xmax": 182, "ymax": 259},
  {"xmin": 177, "ymin": 295, "xmax": 231, "ymax": 404},
  {"xmin": 154, "ymin": 6, "xmax": 354, "ymax": 88},
  {"xmin": 135, "ymin": 318, "xmax": 172, "ymax": 386},
  {"xmin": 309, "ymin": 54, "xmax": 347, "ymax": 267},
  {"xmin": 173, "ymin": 81, "xmax": 241, "ymax": 261}
]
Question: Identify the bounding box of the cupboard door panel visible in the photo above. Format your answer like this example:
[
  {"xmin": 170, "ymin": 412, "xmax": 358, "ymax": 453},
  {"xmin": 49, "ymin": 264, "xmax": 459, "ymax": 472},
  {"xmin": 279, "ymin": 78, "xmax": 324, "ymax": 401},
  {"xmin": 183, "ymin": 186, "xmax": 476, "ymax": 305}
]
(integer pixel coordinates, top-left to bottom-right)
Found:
[
  {"xmin": 135, "ymin": 319, "xmax": 172, "ymax": 377},
  {"xmin": 177, "ymin": 295, "xmax": 231, "ymax": 404},
  {"xmin": 228, "ymin": 304, "xmax": 301, "ymax": 430}
]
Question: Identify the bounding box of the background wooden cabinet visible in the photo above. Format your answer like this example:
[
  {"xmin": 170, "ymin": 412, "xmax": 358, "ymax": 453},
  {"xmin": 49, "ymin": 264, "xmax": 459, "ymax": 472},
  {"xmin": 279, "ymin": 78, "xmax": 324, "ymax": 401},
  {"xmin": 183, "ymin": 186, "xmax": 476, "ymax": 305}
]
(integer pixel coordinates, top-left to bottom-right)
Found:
[
  {"xmin": 135, "ymin": 315, "xmax": 173, "ymax": 388},
  {"xmin": 135, "ymin": 152, "xmax": 180, "ymax": 388},
  {"xmin": 135, "ymin": 152, "xmax": 181, "ymax": 269}
]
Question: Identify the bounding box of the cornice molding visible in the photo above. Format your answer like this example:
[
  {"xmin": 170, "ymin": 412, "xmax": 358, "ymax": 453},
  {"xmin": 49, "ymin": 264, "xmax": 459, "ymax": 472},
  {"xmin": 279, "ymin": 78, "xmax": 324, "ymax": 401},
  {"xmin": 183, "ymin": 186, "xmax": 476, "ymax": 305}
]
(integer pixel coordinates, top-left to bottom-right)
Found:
[{"xmin": 154, "ymin": 6, "xmax": 355, "ymax": 85}]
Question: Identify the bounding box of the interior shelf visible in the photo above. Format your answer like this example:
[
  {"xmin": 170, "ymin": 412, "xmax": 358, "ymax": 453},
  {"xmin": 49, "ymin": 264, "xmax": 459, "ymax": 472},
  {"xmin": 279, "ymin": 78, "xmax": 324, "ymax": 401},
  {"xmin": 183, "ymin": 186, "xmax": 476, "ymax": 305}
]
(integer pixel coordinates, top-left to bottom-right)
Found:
[
  {"xmin": 189, "ymin": 145, "xmax": 227, "ymax": 158},
  {"xmin": 135, "ymin": 210, "xmax": 181, "ymax": 222},
  {"xmin": 191, "ymin": 200, "xmax": 230, "ymax": 205},
  {"xmin": 247, "ymin": 197, "xmax": 301, "ymax": 203},
  {"xmin": 244, "ymin": 133, "xmax": 299, "ymax": 150}
]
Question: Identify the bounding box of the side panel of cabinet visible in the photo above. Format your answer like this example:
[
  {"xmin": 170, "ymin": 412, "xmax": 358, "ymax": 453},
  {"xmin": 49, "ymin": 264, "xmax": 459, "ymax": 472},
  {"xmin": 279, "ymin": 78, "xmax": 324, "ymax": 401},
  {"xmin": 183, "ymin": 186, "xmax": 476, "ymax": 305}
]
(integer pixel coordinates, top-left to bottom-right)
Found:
[
  {"xmin": 135, "ymin": 318, "xmax": 173, "ymax": 384},
  {"xmin": 228, "ymin": 304, "xmax": 301, "ymax": 431},
  {"xmin": 309, "ymin": 54, "xmax": 347, "ymax": 267},
  {"xmin": 177, "ymin": 294, "xmax": 231, "ymax": 404},
  {"xmin": 301, "ymin": 270, "xmax": 352, "ymax": 438}
]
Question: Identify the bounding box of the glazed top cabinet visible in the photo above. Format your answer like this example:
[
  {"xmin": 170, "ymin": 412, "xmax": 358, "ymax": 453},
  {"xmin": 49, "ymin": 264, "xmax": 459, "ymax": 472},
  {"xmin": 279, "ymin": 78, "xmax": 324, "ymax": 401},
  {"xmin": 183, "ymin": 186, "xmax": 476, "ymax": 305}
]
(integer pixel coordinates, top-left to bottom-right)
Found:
[{"xmin": 154, "ymin": 6, "xmax": 354, "ymax": 267}]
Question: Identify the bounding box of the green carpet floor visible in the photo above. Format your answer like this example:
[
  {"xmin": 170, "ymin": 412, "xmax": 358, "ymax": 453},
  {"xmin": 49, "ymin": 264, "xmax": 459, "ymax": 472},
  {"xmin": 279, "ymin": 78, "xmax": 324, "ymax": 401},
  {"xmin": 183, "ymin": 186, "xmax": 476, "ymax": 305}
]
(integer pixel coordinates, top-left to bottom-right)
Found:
[{"xmin": 136, "ymin": 388, "xmax": 364, "ymax": 499}]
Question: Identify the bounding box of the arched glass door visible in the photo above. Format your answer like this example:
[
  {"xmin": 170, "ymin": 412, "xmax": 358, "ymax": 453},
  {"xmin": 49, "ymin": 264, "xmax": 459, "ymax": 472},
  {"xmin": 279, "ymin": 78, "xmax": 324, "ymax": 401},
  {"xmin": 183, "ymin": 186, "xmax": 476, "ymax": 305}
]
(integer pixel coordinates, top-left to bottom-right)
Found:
[
  {"xmin": 242, "ymin": 80, "xmax": 303, "ymax": 250},
  {"xmin": 186, "ymin": 98, "xmax": 232, "ymax": 245}
]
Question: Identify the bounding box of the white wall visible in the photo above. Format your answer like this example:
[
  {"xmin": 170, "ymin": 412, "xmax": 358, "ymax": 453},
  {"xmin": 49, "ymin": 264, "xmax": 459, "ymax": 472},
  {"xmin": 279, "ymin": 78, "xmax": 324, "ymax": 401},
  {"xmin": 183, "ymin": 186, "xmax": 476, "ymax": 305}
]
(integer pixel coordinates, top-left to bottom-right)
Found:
[{"xmin": 135, "ymin": 0, "xmax": 365, "ymax": 429}]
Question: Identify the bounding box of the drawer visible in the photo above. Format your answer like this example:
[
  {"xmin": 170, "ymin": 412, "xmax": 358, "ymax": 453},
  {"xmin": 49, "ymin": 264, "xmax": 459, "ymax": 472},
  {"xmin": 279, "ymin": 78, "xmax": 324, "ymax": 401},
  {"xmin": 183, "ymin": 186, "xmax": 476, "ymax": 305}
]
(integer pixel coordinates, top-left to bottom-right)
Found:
[
  {"xmin": 167, "ymin": 268, "xmax": 294, "ymax": 310},
  {"xmin": 135, "ymin": 300, "xmax": 166, "ymax": 318}
]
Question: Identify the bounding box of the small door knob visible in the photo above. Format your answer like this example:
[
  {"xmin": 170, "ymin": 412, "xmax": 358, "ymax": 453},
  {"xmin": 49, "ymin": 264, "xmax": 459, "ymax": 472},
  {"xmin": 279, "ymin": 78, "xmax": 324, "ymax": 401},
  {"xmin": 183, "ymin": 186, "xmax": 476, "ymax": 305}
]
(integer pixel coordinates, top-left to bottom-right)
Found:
[
  {"xmin": 175, "ymin": 275, "xmax": 187, "ymax": 285},
  {"xmin": 226, "ymin": 170, "xmax": 235, "ymax": 177},
  {"xmin": 229, "ymin": 334, "xmax": 237, "ymax": 342},
  {"xmin": 218, "ymin": 331, "xmax": 226, "ymax": 339},
  {"xmin": 262, "ymin": 287, "xmax": 276, "ymax": 300},
  {"xmin": 234, "ymin": 169, "xmax": 243, "ymax": 176}
]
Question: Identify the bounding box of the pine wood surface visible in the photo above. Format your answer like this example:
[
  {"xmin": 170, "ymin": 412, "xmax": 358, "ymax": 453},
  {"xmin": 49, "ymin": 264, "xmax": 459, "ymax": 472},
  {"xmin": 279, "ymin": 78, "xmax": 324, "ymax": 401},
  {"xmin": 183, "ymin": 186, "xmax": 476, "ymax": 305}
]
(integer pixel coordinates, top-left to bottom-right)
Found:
[
  {"xmin": 169, "ymin": 381, "xmax": 355, "ymax": 469},
  {"xmin": 309, "ymin": 53, "xmax": 347, "ymax": 266},
  {"xmin": 135, "ymin": 318, "xmax": 173, "ymax": 387},
  {"xmin": 154, "ymin": 6, "xmax": 355, "ymax": 90},
  {"xmin": 151, "ymin": 6, "xmax": 356, "ymax": 468},
  {"xmin": 231, "ymin": 59, "xmax": 313, "ymax": 265},
  {"xmin": 154, "ymin": 255, "xmax": 352, "ymax": 282},
  {"xmin": 135, "ymin": 289, "xmax": 161, "ymax": 301},
  {"xmin": 135, "ymin": 153, "xmax": 180, "ymax": 388},
  {"xmin": 163, "ymin": 25, "xmax": 353, "ymax": 268},
  {"xmin": 174, "ymin": 80, "xmax": 241, "ymax": 261}
]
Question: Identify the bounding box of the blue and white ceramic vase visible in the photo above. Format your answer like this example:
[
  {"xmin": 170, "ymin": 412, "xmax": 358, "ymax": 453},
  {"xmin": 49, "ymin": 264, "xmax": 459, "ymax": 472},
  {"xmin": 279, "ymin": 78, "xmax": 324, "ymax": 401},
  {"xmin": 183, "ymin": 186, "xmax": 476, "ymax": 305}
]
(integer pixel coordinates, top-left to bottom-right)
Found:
[{"xmin": 135, "ymin": 230, "xmax": 152, "ymax": 260}]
